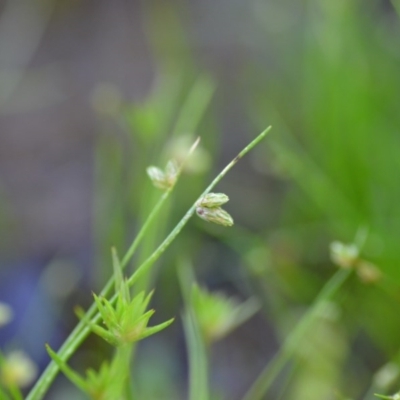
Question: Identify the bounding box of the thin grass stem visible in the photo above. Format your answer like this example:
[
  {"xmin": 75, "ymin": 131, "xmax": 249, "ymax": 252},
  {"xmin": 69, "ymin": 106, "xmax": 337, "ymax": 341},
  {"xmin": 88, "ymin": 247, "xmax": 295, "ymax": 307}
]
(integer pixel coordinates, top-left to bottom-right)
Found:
[
  {"xmin": 242, "ymin": 268, "xmax": 352, "ymax": 400},
  {"xmin": 178, "ymin": 258, "xmax": 209, "ymax": 400},
  {"xmin": 183, "ymin": 310, "xmax": 209, "ymax": 400}
]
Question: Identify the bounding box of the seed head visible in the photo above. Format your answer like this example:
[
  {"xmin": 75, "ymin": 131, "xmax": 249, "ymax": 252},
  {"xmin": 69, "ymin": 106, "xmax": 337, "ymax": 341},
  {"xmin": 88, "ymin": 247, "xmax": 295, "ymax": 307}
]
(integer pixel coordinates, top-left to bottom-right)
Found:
[
  {"xmin": 330, "ymin": 241, "xmax": 359, "ymax": 268},
  {"xmin": 196, "ymin": 206, "xmax": 234, "ymax": 227},
  {"xmin": 147, "ymin": 159, "xmax": 178, "ymax": 190},
  {"xmin": 197, "ymin": 193, "xmax": 229, "ymax": 208}
]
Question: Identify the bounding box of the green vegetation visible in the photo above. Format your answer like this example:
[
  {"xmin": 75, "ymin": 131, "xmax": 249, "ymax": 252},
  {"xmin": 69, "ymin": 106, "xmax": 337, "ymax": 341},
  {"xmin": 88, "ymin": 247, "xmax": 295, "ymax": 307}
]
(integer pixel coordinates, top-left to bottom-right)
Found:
[{"xmin": 1, "ymin": 0, "xmax": 400, "ymax": 399}]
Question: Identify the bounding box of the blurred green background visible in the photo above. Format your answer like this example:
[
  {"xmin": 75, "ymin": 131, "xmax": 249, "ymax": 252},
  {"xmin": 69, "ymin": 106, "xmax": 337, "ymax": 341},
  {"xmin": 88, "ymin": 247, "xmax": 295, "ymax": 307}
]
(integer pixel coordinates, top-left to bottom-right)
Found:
[{"xmin": 1, "ymin": 0, "xmax": 400, "ymax": 399}]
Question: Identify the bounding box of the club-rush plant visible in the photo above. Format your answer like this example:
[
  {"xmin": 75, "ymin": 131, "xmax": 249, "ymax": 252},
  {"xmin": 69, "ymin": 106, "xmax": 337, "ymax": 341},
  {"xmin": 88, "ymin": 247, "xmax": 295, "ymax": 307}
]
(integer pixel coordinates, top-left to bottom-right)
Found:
[
  {"xmin": 22, "ymin": 127, "xmax": 271, "ymax": 400},
  {"xmin": 2, "ymin": 125, "xmax": 385, "ymax": 400}
]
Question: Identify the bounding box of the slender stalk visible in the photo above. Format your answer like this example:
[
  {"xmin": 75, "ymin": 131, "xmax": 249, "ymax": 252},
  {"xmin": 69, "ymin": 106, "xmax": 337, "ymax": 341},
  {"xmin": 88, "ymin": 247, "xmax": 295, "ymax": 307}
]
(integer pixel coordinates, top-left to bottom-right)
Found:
[
  {"xmin": 242, "ymin": 268, "xmax": 352, "ymax": 400},
  {"xmin": 121, "ymin": 189, "xmax": 172, "ymax": 270},
  {"xmin": 183, "ymin": 310, "xmax": 209, "ymax": 400},
  {"xmin": 115, "ymin": 345, "xmax": 134, "ymax": 400},
  {"xmin": 178, "ymin": 258, "xmax": 209, "ymax": 400},
  {"xmin": 26, "ymin": 127, "xmax": 271, "ymax": 400}
]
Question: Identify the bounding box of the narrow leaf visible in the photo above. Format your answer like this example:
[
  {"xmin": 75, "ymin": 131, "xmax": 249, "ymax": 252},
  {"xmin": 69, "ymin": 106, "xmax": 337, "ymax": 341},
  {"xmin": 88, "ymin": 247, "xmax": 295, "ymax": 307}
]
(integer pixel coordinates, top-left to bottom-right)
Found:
[
  {"xmin": 45, "ymin": 345, "xmax": 87, "ymax": 392},
  {"xmin": 139, "ymin": 318, "xmax": 175, "ymax": 341}
]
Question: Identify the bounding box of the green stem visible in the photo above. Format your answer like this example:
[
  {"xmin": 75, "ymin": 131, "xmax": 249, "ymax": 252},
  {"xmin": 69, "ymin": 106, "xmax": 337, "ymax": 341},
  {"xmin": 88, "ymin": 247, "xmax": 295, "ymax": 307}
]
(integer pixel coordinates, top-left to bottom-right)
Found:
[
  {"xmin": 121, "ymin": 189, "xmax": 171, "ymax": 270},
  {"xmin": 242, "ymin": 268, "xmax": 352, "ymax": 400},
  {"xmin": 26, "ymin": 127, "xmax": 271, "ymax": 400},
  {"xmin": 115, "ymin": 345, "xmax": 134, "ymax": 400},
  {"xmin": 178, "ymin": 258, "xmax": 209, "ymax": 400},
  {"xmin": 183, "ymin": 310, "xmax": 209, "ymax": 400}
]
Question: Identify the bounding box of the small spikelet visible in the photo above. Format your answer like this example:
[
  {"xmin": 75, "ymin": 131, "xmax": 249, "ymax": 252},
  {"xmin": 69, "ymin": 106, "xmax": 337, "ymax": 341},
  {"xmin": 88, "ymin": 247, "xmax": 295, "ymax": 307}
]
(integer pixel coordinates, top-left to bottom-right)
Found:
[
  {"xmin": 196, "ymin": 206, "xmax": 234, "ymax": 227},
  {"xmin": 196, "ymin": 193, "xmax": 229, "ymax": 208},
  {"xmin": 164, "ymin": 160, "xmax": 179, "ymax": 187},
  {"xmin": 146, "ymin": 166, "xmax": 168, "ymax": 190},
  {"xmin": 147, "ymin": 159, "xmax": 178, "ymax": 190}
]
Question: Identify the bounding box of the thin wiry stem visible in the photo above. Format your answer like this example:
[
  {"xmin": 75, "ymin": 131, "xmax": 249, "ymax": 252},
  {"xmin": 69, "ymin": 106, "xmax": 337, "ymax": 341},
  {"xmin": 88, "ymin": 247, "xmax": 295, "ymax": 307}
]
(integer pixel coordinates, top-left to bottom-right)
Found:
[
  {"xmin": 183, "ymin": 310, "xmax": 209, "ymax": 400},
  {"xmin": 242, "ymin": 268, "xmax": 351, "ymax": 400}
]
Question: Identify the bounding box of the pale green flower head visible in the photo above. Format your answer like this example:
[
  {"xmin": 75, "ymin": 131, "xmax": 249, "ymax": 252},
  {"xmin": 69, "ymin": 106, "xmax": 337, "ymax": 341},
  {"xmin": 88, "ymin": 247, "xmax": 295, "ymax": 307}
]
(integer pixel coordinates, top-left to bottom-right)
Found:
[
  {"xmin": 165, "ymin": 159, "xmax": 179, "ymax": 181},
  {"xmin": 196, "ymin": 193, "xmax": 229, "ymax": 208},
  {"xmin": 146, "ymin": 166, "xmax": 165, "ymax": 189},
  {"xmin": 147, "ymin": 159, "xmax": 179, "ymax": 190},
  {"xmin": 330, "ymin": 241, "xmax": 359, "ymax": 268},
  {"xmin": 196, "ymin": 206, "xmax": 234, "ymax": 227}
]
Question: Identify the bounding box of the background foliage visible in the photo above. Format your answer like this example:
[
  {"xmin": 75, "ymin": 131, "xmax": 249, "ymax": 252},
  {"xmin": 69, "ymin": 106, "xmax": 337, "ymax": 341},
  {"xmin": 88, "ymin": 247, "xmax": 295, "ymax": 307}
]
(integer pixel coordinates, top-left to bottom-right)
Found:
[{"xmin": 1, "ymin": 0, "xmax": 400, "ymax": 399}]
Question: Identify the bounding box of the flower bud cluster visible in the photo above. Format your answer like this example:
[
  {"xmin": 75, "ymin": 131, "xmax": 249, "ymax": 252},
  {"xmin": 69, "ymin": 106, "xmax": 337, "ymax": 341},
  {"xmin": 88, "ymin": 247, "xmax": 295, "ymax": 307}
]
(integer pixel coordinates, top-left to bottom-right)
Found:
[
  {"xmin": 196, "ymin": 193, "xmax": 234, "ymax": 227},
  {"xmin": 147, "ymin": 160, "xmax": 179, "ymax": 190},
  {"xmin": 330, "ymin": 240, "xmax": 381, "ymax": 284},
  {"xmin": 330, "ymin": 241, "xmax": 359, "ymax": 268}
]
